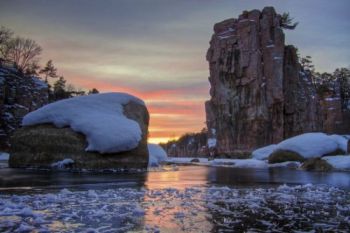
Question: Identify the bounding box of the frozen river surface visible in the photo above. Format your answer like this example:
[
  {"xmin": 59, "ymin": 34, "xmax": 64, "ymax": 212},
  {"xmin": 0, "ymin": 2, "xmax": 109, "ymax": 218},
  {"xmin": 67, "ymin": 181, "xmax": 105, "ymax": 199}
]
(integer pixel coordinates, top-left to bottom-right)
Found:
[{"xmin": 0, "ymin": 165, "xmax": 349, "ymax": 232}]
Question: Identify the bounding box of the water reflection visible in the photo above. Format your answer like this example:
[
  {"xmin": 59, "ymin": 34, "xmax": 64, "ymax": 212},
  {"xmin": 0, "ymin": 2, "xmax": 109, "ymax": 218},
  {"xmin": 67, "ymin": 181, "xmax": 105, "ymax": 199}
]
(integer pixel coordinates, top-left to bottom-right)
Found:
[
  {"xmin": 0, "ymin": 168, "xmax": 147, "ymax": 194},
  {"xmin": 143, "ymin": 166, "xmax": 213, "ymax": 232},
  {"xmin": 145, "ymin": 166, "xmax": 209, "ymax": 190}
]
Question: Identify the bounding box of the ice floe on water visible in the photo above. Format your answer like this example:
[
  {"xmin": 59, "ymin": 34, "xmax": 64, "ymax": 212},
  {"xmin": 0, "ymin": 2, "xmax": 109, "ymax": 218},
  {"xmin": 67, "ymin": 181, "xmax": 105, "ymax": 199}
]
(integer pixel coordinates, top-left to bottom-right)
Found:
[{"xmin": 0, "ymin": 184, "xmax": 349, "ymax": 232}]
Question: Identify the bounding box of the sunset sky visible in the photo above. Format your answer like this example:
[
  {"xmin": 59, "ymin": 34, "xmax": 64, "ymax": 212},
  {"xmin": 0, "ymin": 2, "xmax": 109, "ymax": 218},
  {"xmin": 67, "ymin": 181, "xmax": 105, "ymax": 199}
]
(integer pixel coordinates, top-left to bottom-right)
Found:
[{"xmin": 1, "ymin": 0, "xmax": 349, "ymax": 143}]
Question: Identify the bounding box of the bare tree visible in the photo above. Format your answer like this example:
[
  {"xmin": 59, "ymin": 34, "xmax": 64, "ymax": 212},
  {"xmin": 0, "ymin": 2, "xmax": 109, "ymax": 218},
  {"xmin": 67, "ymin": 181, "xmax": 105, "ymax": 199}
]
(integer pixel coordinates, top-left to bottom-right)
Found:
[
  {"xmin": 280, "ymin": 12, "xmax": 298, "ymax": 30},
  {"xmin": 25, "ymin": 61, "xmax": 40, "ymax": 76},
  {"xmin": 5, "ymin": 36, "xmax": 42, "ymax": 72}
]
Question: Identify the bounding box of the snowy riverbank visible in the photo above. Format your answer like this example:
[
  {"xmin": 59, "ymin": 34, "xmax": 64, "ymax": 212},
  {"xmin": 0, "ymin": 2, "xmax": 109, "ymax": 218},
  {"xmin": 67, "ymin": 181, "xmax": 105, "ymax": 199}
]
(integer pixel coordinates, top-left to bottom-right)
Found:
[{"xmin": 165, "ymin": 156, "xmax": 350, "ymax": 171}]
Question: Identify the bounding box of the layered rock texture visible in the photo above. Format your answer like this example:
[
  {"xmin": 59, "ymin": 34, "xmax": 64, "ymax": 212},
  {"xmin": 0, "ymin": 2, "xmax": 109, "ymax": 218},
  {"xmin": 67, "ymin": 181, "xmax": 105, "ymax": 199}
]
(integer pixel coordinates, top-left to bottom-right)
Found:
[
  {"xmin": 9, "ymin": 100, "xmax": 150, "ymax": 170},
  {"xmin": 205, "ymin": 7, "xmax": 349, "ymax": 156},
  {"xmin": 0, "ymin": 64, "xmax": 48, "ymax": 150}
]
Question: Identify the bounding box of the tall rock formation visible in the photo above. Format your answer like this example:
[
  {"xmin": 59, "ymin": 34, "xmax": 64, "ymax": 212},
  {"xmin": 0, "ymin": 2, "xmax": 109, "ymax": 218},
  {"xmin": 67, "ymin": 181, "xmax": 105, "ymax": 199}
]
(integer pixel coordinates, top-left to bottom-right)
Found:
[
  {"xmin": 0, "ymin": 64, "xmax": 48, "ymax": 150},
  {"xmin": 205, "ymin": 7, "xmax": 322, "ymax": 156}
]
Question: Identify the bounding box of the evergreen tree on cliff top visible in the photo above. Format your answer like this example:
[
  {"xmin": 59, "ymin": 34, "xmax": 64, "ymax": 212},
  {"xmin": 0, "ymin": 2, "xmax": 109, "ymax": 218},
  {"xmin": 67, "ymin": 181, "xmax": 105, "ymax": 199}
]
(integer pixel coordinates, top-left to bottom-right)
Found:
[{"xmin": 280, "ymin": 12, "xmax": 298, "ymax": 30}]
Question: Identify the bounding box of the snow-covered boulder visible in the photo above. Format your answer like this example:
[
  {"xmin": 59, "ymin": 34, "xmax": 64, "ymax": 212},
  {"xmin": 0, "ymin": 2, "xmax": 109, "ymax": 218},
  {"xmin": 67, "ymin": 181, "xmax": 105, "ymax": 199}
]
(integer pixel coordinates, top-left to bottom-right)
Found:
[
  {"xmin": 148, "ymin": 143, "xmax": 167, "ymax": 167},
  {"xmin": 277, "ymin": 133, "xmax": 347, "ymax": 159},
  {"xmin": 253, "ymin": 133, "xmax": 348, "ymax": 163},
  {"xmin": 9, "ymin": 93, "xmax": 150, "ymax": 170}
]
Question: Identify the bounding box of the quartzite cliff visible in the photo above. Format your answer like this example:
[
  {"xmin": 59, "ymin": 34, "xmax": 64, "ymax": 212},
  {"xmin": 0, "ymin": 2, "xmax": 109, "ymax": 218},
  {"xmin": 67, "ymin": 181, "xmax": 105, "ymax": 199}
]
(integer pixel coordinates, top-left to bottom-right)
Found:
[{"xmin": 205, "ymin": 7, "xmax": 350, "ymax": 156}]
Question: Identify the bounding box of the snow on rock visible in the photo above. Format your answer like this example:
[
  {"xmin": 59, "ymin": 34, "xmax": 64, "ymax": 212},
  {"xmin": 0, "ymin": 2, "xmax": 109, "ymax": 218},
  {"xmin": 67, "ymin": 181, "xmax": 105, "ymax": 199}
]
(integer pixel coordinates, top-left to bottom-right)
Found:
[
  {"xmin": 51, "ymin": 159, "xmax": 75, "ymax": 169},
  {"xmin": 0, "ymin": 152, "xmax": 9, "ymax": 160},
  {"xmin": 148, "ymin": 144, "xmax": 168, "ymax": 167},
  {"xmin": 252, "ymin": 144, "xmax": 278, "ymax": 160},
  {"xmin": 329, "ymin": 134, "xmax": 348, "ymax": 152},
  {"xmin": 253, "ymin": 133, "xmax": 349, "ymax": 160},
  {"xmin": 268, "ymin": 161, "xmax": 301, "ymax": 168},
  {"xmin": 322, "ymin": 156, "xmax": 350, "ymax": 171},
  {"xmin": 277, "ymin": 133, "xmax": 346, "ymax": 158},
  {"xmin": 22, "ymin": 93, "xmax": 145, "ymax": 153}
]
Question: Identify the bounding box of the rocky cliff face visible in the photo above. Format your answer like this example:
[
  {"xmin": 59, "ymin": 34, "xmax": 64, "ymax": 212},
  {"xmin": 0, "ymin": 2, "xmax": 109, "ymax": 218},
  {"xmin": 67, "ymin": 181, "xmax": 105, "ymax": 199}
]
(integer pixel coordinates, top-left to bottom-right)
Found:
[
  {"xmin": 283, "ymin": 46, "xmax": 323, "ymax": 138},
  {"xmin": 205, "ymin": 7, "xmax": 323, "ymax": 156},
  {"xmin": 0, "ymin": 65, "xmax": 48, "ymax": 150}
]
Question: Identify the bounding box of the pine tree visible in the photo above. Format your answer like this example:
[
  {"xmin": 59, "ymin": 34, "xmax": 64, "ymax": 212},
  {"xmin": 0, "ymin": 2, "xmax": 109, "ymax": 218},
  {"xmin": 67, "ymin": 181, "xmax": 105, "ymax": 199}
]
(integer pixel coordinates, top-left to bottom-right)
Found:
[
  {"xmin": 39, "ymin": 60, "xmax": 57, "ymax": 82},
  {"xmin": 280, "ymin": 12, "xmax": 299, "ymax": 30},
  {"xmin": 53, "ymin": 76, "xmax": 67, "ymax": 100},
  {"xmin": 334, "ymin": 68, "xmax": 350, "ymax": 109},
  {"xmin": 301, "ymin": 56, "xmax": 314, "ymax": 72}
]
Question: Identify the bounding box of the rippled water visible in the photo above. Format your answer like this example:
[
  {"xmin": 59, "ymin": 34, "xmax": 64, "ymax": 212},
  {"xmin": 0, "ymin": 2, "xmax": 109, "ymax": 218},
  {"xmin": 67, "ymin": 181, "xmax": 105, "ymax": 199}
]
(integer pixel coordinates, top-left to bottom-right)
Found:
[{"xmin": 0, "ymin": 165, "xmax": 350, "ymax": 232}]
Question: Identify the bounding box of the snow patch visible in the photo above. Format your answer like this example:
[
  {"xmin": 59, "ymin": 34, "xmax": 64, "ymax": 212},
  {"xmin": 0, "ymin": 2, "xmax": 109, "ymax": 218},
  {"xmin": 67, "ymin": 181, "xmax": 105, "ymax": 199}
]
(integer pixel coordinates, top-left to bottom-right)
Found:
[
  {"xmin": 0, "ymin": 152, "xmax": 10, "ymax": 160},
  {"xmin": 322, "ymin": 156, "xmax": 350, "ymax": 171},
  {"xmin": 51, "ymin": 159, "xmax": 75, "ymax": 169},
  {"xmin": 207, "ymin": 138, "xmax": 217, "ymax": 148},
  {"xmin": 252, "ymin": 144, "xmax": 277, "ymax": 160},
  {"xmin": 22, "ymin": 93, "xmax": 145, "ymax": 153},
  {"xmin": 148, "ymin": 144, "xmax": 168, "ymax": 167},
  {"xmin": 212, "ymin": 159, "xmax": 268, "ymax": 168},
  {"xmin": 277, "ymin": 133, "xmax": 345, "ymax": 158},
  {"xmin": 329, "ymin": 134, "xmax": 348, "ymax": 152},
  {"xmin": 166, "ymin": 157, "xmax": 268, "ymax": 169}
]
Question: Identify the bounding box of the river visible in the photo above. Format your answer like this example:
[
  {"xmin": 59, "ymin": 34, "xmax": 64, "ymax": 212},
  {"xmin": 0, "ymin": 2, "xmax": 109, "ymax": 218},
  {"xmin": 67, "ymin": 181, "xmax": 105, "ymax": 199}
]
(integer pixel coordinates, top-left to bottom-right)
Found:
[{"xmin": 0, "ymin": 164, "xmax": 349, "ymax": 232}]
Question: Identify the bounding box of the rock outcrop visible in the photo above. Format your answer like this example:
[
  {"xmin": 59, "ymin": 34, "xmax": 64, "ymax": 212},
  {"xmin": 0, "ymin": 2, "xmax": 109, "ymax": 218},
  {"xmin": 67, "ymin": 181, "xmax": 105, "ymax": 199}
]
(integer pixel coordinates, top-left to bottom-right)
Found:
[
  {"xmin": 205, "ymin": 7, "xmax": 344, "ymax": 156},
  {"xmin": 0, "ymin": 64, "xmax": 48, "ymax": 150},
  {"xmin": 9, "ymin": 99, "xmax": 150, "ymax": 170}
]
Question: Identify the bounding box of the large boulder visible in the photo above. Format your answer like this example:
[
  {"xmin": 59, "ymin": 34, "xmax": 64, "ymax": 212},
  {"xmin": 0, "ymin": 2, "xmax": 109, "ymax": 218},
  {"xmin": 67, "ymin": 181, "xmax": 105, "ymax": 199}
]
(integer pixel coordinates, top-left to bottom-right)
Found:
[
  {"xmin": 9, "ymin": 93, "xmax": 149, "ymax": 170},
  {"xmin": 252, "ymin": 133, "xmax": 348, "ymax": 164}
]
